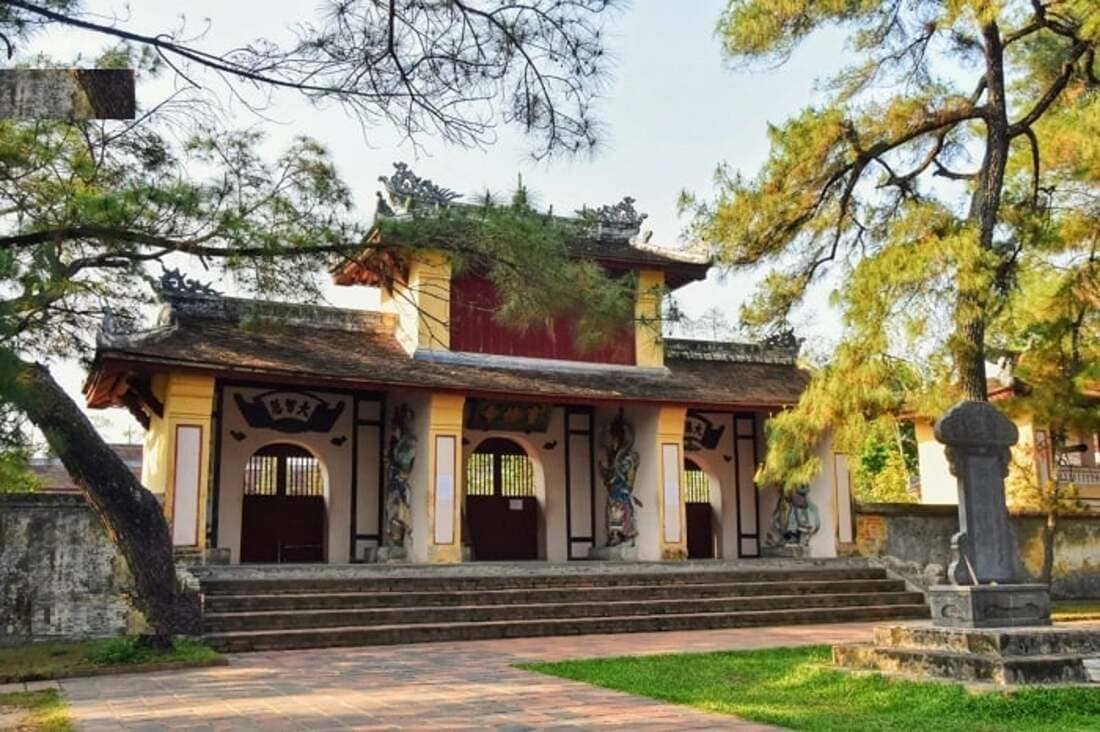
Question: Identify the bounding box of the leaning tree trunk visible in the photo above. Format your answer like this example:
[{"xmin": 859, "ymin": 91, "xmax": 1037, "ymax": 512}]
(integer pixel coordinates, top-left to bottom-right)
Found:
[
  {"xmin": 4, "ymin": 357, "xmax": 199, "ymax": 641},
  {"xmin": 954, "ymin": 22, "xmax": 1012, "ymax": 402}
]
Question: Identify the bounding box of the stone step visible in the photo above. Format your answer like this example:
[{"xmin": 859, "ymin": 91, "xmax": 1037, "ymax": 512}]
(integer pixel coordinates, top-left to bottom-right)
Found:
[
  {"xmin": 206, "ymin": 603, "xmax": 930, "ymax": 653},
  {"xmin": 833, "ymin": 642, "xmax": 1093, "ymax": 686},
  {"xmin": 204, "ymin": 591, "xmax": 927, "ymax": 632},
  {"xmin": 203, "ymin": 578, "xmax": 909, "ymax": 613},
  {"xmin": 198, "ymin": 567, "xmax": 888, "ymax": 596},
  {"xmin": 872, "ymin": 624, "xmax": 1100, "ymax": 658}
]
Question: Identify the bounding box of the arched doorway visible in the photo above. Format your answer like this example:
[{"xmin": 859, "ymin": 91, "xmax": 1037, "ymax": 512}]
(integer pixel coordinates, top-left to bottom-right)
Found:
[
  {"xmin": 684, "ymin": 457, "xmax": 716, "ymax": 559},
  {"xmin": 465, "ymin": 437, "xmax": 539, "ymax": 560},
  {"xmin": 240, "ymin": 443, "xmax": 327, "ymax": 563}
]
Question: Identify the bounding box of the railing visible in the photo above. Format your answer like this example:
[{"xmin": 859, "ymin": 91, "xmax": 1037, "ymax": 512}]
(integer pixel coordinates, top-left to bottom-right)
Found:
[{"xmin": 1058, "ymin": 466, "xmax": 1100, "ymax": 486}]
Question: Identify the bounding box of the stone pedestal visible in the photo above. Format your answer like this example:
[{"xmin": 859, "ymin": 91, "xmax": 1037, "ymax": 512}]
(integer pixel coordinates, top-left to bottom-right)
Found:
[
  {"xmin": 762, "ymin": 544, "xmax": 808, "ymax": 559},
  {"xmin": 835, "ymin": 623, "xmax": 1100, "ymax": 686},
  {"xmin": 372, "ymin": 546, "xmax": 409, "ymax": 564},
  {"xmin": 589, "ymin": 544, "xmax": 638, "ymax": 561},
  {"xmin": 929, "ymin": 584, "xmax": 1051, "ymax": 628}
]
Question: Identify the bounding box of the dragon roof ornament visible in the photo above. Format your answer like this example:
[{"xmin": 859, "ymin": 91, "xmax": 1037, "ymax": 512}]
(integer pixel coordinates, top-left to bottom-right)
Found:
[
  {"xmin": 158, "ymin": 267, "xmax": 220, "ymax": 298},
  {"xmin": 576, "ymin": 196, "xmax": 649, "ymax": 239},
  {"xmin": 760, "ymin": 327, "xmax": 802, "ymax": 350},
  {"xmin": 377, "ymin": 162, "xmax": 462, "ymax": 215}
]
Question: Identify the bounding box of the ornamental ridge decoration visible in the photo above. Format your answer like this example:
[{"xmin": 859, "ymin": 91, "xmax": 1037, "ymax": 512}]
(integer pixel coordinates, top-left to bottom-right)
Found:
[
  {"xmin": 761, "ymin": 327, "xmax": 801, "ymax": 349},
  {"xmin": 577, "ymin": 196, "xmax": 648, "ymax": 231},
  {"xmin": 378, "ymin": 162, "xmax": 462, "ymax": 210},
  {"xmin": 158, "ymin": 267, "xmax": 219, "ymax": 298}
]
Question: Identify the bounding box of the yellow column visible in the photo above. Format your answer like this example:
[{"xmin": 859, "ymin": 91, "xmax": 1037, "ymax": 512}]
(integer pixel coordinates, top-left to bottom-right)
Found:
[
  {"xmin": 656, "ymin": 406, "xmax": 688, "ymax": 560},
  {"xmin": 635, "ymin": 270, "xmax": 665, "ymax": 367},
  {"xmin": 427, "ymin": 392, "xmax": 465, "ymax": 563},
  {"xmin": 142, "ymin": 373, "xmax": 215, "ymax": 549},
  {"xmin": 414, "ymin": 251, "xmax": 452, "ymax": 351}
]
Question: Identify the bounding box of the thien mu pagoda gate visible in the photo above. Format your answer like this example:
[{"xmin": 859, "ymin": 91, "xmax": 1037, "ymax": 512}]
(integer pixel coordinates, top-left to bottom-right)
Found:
[
  {"xmin": 83, "ymin": 165, "xmax": 927, "ymax": 649},
  {"xmin": 85, "ymin": 163, "xmax": 850, "ymax": 566}
]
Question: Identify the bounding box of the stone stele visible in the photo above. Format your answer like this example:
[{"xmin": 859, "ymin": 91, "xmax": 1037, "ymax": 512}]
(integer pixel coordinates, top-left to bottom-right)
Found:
[
  {"xmin": 927, "ymin": 399, "xmax": 1051, "ymax": 628},
  {"xmin": 833, "ymin": 402, "xmax": 1100, "ymax": 686}
]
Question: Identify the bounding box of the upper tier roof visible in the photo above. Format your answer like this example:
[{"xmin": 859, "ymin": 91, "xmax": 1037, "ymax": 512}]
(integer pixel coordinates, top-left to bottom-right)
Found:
[{"xmin": 332, "ymin": 163, "xmax": 712, "ymax": 290}]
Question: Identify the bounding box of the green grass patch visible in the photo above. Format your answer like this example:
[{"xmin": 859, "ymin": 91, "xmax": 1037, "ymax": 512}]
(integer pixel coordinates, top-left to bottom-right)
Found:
[
  {"xmin": 0, "ymin": 690, "xmax": 72, "ymax": 731},
  {"xmin": 521, "ymin": 645, "xmax": 1100, "ymax": 732},
  {"xmin": 1053, "ymin": 601, "xmax": 1100, "ymax": 622},
  {"xmin": 0, "ymin": 637, "xmax": 222, "ymax": 683}
]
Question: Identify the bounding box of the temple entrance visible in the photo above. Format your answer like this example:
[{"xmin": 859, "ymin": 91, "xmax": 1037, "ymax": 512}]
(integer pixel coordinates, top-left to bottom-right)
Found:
[
  {"xmin": 684, "ymin": 458, "xmax": 715, "ymax": 559},
  {"xmin": 464, "ymin": 437, "xmax": 539, "ymax": 560},
  {"xmin": 239, "ymin": 443, "xmax": 326, "ymax": 563}
]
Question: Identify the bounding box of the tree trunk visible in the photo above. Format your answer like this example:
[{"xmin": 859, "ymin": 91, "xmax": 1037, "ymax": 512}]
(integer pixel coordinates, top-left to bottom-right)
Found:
[
  {"xmin": 954, "ymin": 22, "xmax": 1012, "ymax": 402},
  {"xmin": 3, "ymin": 356, "xmax": 199, "ymax": 639},
  {"xmin": 1041, "ymin": 507, "xmax": 1057, "ymax": 585}
]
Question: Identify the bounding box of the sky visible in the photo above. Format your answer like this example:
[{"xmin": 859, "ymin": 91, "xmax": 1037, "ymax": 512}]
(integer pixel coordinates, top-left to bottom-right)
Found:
[{"xmin": 28, "ymin": 1, "xmax": 847, "ymax": 442}]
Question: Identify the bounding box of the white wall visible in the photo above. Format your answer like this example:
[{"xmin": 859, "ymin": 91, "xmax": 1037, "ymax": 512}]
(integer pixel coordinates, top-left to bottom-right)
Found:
[
  {"xmin": 915, "ymin": 418, "xmax": 957, "ymax": 505},
  {"xmin": 806, "ymin": 432, "xmax": 838, "ymax": 558}
]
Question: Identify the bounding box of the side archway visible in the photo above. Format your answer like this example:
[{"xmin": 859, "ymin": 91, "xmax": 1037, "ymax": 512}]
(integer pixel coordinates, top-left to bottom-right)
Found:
[
  {"xmin": 684, "ymin": 456, "xmax": 722, "ymax": 559},
  {"xmin": 239, "ymin": 442, "xmax": 328, "ymax": 563}
]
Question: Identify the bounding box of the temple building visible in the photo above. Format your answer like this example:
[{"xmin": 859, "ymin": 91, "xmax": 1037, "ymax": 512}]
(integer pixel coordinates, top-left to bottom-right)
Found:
[
  {"xmin": 84, "ymin": 164, "xmax": 851, "ymax": 566},
  {"xmin": 913, "ymin": 376, "xmax": 1100, "ymax": 509}
]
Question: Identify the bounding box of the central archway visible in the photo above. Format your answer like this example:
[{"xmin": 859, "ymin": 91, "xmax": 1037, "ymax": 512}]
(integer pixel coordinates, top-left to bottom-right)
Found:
[
  {"xmin": 239, "ymin": 443, "xmax": 327, "ymax": 563},
  {"xmin": 465, "ymin": 437, "xmax": 539, "ymax": 560}
]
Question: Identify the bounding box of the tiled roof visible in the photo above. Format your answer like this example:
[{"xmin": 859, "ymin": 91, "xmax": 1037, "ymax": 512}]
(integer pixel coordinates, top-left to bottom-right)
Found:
[
  {"xmin": 88, "ymin": 296, "xmax": 808, "ymax": 410},
  {"xmin": 30, "ymin": 444, "xmax": 142, "ymax": 493}
]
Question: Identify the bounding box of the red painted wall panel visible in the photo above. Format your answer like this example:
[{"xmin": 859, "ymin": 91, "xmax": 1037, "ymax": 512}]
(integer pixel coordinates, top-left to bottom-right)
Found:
[{"xmin": 450, "ymin": 274, "xmax": 635, "ymax": 364}]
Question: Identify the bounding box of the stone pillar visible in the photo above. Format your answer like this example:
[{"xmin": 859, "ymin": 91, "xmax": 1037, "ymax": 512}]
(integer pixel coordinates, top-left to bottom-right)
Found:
[
  {"xmin": 928, "ymin": 400, "xmax": 1051, "ymax": 627},
  {"xmin": 142, "ymin": 373, "xmax": 215, "ymax": 550}
]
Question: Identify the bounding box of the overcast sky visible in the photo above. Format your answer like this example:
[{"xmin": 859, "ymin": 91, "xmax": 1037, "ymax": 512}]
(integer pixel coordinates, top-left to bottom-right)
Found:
[{"xmin": 29, "ymin": 1, "xmax": 845, "ymax": 442}]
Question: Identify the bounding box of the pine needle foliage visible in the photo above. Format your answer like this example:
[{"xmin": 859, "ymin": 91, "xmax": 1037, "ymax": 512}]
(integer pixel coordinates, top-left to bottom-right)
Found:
[{"xmin": 688, "ymin": 1, "xmax": 1098, "ymax": 490}]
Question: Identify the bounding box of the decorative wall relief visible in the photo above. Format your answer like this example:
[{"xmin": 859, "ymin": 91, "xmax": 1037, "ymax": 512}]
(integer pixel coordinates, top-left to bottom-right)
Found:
[
  {"xmin": 465, "ymin": 399, "xmax": 552, "ymax": 433},
  {"xmin": 234, "ymin": 390, "xmax": 345, "ymax": 433},
  {"xmin": 599, "ymin": 409, "xmax": 641, "ymax": 547},
  {"xmin": 765, "ymin": 486, "xmax": 820, "ymax": 549},
  {"xmin": 383, "ymin": 404, "xmax": 417, "ymax": 554},
  {"xmin": 684, "ymin": 411, "xmax": 725, "ymax": 452}
]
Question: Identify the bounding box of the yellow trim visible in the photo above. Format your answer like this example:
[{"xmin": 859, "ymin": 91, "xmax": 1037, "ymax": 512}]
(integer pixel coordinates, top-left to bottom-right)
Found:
[
  {"xmin": 656, "ymin": 406, "xmax": 688, "ymax": 559},
  {"xmin": 144, "ymin": 373, "xmax": 215, "ymax": 550},
  {"xmin": 635, "ymin": 270, "xmax": 665, "ymax": 367},
  {"xmin": 427, "ymin": 392, "xmax": 464, "ymax": 563}
]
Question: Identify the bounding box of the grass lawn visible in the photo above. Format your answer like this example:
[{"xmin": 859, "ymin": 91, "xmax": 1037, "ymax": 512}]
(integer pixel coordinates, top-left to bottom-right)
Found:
[
  {"xmin": 0, "ymin": 637, "xmax": 223, "ymax": 684},
  {"xmin": 1053, "ymin": 601, "xmax": 1100, "ymax": 622},
  {"xmin": 0, "ymin": 690, "xmax": 72, "ymax": 731},
  {"xmin": 522, "ymin": 645, "xmax": 1100, "ymax": 732}
]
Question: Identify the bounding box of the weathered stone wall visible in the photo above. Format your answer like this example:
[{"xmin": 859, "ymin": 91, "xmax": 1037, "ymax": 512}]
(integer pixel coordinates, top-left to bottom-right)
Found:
[
  {"xmin": 855, "ymin": 503, "xmax": 1100, "ymax": 599},
  {"xmin": 0, "ymin": 493, "xmax": 140, "ymax": 643}
]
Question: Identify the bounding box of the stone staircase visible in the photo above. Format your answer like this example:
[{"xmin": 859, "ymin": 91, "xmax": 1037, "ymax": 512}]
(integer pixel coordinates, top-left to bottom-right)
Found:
[{"xmin": 195, "ymin": 562, "xmax": 929, "ymax": 652}]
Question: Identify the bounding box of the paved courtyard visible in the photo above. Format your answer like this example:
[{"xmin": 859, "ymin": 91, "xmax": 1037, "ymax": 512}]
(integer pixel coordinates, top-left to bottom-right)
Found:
[{"xmin": 56, "ymin": 622, "xmax": 883, "ymax": 731}]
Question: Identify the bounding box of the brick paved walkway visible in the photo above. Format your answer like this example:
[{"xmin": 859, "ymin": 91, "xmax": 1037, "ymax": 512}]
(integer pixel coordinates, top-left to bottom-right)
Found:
[{"xmin": 61, "ymin": 621, "xmax": 884, "ymax": 731}]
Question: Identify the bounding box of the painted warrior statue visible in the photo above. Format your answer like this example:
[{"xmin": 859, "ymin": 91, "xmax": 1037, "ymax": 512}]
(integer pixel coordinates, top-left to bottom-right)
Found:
[
  {"xmin": 599, "ymin": 410, "xmax": 641, "ymax": 546},
  {"xmin": 766, "ymin": 485, "xmax": 820, "ymax": 548},
  {"xmin": 383, "ymin": 404, "xmax": 416, "ymax": 550}
]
